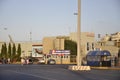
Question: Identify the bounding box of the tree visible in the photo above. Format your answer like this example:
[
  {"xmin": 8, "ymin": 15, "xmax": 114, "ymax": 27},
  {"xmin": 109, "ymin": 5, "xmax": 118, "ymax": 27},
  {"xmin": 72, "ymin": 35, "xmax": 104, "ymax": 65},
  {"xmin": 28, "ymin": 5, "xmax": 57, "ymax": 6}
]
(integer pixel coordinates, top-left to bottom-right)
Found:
[
  {"xmin": 1, "ymin": 43, "xmax": 7, "ymax": 58},
  {"xmin": 8, "ymin": 43, "xmax": 12, "ymax": 59},
  {"xmin": 64, "ymin": 40, "xmax": 77, "ymax": 55},
  {"xmin": 12, "ymin": 43, "xmax": 16, "ymax": 61},
  {"xmin": 4, "ymin": 43, "xmax": 7, "ymax": 58},
  {"xmin": 0, "ymin": 44, "xmax": 4, "ymax": 58},
  {"xmin": 16, "ymin": 43, "xmax": 21, "ymax": 61},
  {"xmin": 64, "ymin": 40, "xmax": 77, "ymax": 62}
]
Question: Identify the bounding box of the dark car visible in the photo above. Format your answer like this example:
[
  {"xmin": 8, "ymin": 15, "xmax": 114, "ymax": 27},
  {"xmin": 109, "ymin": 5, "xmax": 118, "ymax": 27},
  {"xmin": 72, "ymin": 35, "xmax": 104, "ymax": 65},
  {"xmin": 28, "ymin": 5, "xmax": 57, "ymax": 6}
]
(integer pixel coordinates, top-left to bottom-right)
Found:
[
  {"xmin": 47, "ymin": 59, "xmax": 56, "ymax": 65},
  {"xmin": 27, "ymin": 58, "xmax": 33, "ymax": 64}
]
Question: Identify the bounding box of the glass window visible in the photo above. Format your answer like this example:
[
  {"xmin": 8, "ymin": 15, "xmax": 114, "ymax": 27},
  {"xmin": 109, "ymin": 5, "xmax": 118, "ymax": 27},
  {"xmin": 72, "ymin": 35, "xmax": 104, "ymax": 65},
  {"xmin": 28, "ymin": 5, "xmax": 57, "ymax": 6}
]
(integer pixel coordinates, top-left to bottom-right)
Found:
[{"xmin": 87, "ymin": 42, "xmax": 89, "ymax": 51}]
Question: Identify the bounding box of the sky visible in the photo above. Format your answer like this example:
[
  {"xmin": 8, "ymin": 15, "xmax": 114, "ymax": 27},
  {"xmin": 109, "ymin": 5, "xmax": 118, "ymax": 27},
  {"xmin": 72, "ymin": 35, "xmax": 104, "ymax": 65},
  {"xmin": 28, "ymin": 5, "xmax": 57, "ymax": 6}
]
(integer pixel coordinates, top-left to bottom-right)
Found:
[{"xmin": 0, "ymin": 0, "xmax": 120, "ymax": 42}]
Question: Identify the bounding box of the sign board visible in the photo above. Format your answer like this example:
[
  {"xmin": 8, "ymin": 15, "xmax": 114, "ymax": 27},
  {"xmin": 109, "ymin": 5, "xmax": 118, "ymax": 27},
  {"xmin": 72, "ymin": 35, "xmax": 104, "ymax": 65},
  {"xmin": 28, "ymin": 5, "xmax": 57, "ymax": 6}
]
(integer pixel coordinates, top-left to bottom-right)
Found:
[
  {"xmin": 32, "ymin": 45, "xmax": 44, "ymax": 57},
  {"xmin": 51, "ymin": 50, "xmax": 70, "ymax": 54}
]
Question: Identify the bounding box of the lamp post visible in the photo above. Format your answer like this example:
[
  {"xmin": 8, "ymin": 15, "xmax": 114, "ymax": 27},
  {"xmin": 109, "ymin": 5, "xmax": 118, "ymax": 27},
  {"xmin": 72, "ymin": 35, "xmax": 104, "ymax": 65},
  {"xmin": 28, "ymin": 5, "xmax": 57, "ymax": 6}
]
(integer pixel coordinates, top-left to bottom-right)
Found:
[
  {"xmin": 69, "ymin": 0, "xmax": 90, "ymax": 70},
  {"xmin": 0, "ymin": 24, "xmax": 7, "ymax": 30},
  {"xmin": 77, "ymin": 0, "xmax": 81, "ymax": 66}
]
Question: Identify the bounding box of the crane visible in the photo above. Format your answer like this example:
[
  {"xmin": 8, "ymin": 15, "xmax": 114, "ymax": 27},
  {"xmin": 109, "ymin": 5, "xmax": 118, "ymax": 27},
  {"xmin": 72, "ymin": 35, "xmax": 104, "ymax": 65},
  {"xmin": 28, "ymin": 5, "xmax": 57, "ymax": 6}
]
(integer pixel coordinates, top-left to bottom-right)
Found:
[{"xmin": 8, "ymin": 35, "xmax": 14, "ymax": 44}]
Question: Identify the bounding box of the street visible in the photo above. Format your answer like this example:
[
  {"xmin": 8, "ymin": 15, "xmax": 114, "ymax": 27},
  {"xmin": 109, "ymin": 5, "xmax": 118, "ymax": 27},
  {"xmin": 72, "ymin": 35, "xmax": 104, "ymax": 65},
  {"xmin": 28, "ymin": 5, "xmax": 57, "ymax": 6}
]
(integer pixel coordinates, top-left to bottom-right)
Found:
[{"xmin": 0, "ymin": 64, "xmax": 120, "ymax": 80}]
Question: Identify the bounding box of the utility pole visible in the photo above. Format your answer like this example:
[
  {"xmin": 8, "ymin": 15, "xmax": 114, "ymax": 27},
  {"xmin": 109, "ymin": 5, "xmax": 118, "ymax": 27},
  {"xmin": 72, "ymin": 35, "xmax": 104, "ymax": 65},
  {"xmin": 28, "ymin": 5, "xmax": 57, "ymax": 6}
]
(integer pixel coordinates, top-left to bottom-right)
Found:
[
  {"xmin": 69, "ymin": 0, "xmax": 90, "ymax": 70},
  {"xmin": 77, "ymin": 0, "xmax": 81, "ymax": 66}
]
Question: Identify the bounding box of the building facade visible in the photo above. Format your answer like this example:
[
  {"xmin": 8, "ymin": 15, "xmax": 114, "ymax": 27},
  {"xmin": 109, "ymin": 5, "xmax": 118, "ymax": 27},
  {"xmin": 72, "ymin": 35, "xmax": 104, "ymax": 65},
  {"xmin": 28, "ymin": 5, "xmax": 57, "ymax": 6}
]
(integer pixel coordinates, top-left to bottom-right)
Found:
[
  {"xmin": 70, "ymin": 32, "xmax": 95, "ymax": 57},
  {"xmin": 42, "ymin": 32, "xmax": 95, "ymax": 57},
  {"xmin": 95, "ymin": 32, "xmax": 120, "ymax": 56},
  {"xmin": 0, "ymin": 41, "xmax": 42, "ymax": 58}
]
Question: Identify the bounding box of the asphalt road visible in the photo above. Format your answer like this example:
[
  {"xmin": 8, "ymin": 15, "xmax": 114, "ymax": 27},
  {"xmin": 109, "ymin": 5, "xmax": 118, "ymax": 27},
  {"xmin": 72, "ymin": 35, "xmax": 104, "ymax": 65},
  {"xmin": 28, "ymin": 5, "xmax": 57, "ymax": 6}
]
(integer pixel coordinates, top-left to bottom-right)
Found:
[{"xmin": 0, "ymin": 64, "xmax": 120, "ymax": 80}]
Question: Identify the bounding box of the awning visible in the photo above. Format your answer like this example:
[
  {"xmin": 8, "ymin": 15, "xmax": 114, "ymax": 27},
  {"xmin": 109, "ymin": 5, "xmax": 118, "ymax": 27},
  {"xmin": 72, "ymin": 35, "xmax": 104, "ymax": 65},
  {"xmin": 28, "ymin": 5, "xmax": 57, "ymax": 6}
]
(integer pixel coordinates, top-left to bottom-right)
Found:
[{"xmin": 87, "ymin": 50, "xmax": 111, "ymax": 56}]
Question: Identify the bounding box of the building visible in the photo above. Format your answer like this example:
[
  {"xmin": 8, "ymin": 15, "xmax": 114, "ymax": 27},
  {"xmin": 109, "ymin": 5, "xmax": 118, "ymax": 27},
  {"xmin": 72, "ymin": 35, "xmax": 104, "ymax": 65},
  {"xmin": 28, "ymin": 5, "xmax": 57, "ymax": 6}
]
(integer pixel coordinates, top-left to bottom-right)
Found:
[
  {"xmin": 70, "ymin": 32, "xmax": 95, "ymax": 57},
  {"xmin": 42, "ymin": 36, "xmax": 69, "ymax": 54},
  {"xmin": 111, "ymin": 32, "xmax": 120, "ymax": 47},
  {"xmin": 42, "ymin": 32, "xmax": 95, "ymax": 57},
  {"xmin": 95, "ymin": 32, "xmax": 120, "ymax": 56},
  {"xmin": 0, "ymin": 32, "xmax": 95, "ymax": 64},
  {"xmin": 19, "ymin": 41, "xmax": 42, "ymax": 57},
  {"xmin": 0, "ymin": 41, "xmax": 42, "ymax": 58},
  {"xmin": 95, "ymin": 41, "xmax": 119, "ymax": 56},
  {"xmin": 42, "ymin": 37, "xmax": 56, "ymax": 54},
  {"xmin": 42, "ymin": 32, "xmax": 95, "ymax": 64}
]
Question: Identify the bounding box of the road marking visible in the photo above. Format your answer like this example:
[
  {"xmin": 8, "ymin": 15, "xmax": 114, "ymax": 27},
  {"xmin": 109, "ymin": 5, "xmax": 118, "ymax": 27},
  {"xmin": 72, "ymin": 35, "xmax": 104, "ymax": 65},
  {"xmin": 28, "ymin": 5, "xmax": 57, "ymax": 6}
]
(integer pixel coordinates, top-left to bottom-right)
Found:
[{"xmin": 7, "ymin": 70, "xmax": 57, "ymax": 80}]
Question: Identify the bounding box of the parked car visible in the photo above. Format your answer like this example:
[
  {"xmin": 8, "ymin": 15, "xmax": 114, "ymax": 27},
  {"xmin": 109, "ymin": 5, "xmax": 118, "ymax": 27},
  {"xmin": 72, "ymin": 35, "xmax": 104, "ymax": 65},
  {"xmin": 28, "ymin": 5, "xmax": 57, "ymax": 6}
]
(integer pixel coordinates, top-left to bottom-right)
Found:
[
  {"xmin": 26, "ymin": 58, "xmax": 33, "ymax": 64},
  {"xmin": 47, "ymin": 59, "xmax": 56, "ymax": 65},
  {"xmin": 38, "ymin": 59, "xmax": 45, "ymax": 64},
  {"xmin": 28, "ymin": 58, "xmax": 33, "ymax": 64}
]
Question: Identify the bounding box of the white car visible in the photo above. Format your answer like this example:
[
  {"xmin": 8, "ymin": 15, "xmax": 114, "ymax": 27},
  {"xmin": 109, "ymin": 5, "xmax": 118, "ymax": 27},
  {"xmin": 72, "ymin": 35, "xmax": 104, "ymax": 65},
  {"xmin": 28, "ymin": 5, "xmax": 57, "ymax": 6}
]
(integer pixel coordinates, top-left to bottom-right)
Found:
[
  {"xmin": 47, "ymin": 59, "xmax": 56, "ymax": 65},
  {"xmin": 38, "ymin": 59, "xmax": 45, "ymax": 64}
]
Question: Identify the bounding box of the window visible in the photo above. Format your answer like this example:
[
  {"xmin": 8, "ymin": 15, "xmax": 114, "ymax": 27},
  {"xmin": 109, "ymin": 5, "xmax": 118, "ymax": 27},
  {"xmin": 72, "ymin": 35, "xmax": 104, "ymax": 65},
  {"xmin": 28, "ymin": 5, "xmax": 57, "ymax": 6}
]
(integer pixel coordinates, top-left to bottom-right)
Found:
[
  {"xmin": 87, "ymin": 42, "xmax": 89, "ymax": 51},
  {"xmin": 92, "ymin": 43, "xmax": 94, "ymax": 50}
]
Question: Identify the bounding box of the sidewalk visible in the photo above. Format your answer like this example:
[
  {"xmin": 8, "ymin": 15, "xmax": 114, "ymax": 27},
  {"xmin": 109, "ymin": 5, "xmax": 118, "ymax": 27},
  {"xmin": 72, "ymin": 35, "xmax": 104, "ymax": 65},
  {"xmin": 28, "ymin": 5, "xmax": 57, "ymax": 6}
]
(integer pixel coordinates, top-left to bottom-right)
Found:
[{"xmin": 91, "ymin": 66, "xmax": 120, "ymax": 70}]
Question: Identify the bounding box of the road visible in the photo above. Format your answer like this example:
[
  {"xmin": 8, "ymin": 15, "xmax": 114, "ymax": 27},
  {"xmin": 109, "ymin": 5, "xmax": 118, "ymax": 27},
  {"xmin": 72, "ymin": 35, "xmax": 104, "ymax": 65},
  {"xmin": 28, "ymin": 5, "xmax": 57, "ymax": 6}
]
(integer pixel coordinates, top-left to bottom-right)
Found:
[{"xmin": 0, "ymin": 64, "xmax": 120, "ymax": 80}]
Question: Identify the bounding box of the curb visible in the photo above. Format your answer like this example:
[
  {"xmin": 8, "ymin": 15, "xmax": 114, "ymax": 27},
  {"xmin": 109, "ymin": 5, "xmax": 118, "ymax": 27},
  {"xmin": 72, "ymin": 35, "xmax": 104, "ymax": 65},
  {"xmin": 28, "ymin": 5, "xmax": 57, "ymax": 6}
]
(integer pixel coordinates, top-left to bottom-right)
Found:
[{"xmin": 91, "ymin": 67, "xmax": 120, "ymax": 70}]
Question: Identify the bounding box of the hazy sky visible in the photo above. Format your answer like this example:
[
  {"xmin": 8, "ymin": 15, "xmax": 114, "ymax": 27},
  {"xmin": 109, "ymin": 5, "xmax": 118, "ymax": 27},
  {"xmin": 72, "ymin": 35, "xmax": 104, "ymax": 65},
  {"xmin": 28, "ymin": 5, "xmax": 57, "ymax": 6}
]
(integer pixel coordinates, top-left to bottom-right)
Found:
[{"xmin": 0, "ymin": 0, "xmax": 120, "ymax": 42}]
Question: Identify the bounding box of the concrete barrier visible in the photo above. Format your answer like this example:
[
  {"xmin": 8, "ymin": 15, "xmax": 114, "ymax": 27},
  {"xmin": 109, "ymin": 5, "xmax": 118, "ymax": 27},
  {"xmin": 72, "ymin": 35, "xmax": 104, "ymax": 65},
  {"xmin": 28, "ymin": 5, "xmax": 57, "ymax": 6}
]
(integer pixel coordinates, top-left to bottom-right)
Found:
[{"xmin": 68, "ymin": 65, "xmax": 91, "ymax": 71}]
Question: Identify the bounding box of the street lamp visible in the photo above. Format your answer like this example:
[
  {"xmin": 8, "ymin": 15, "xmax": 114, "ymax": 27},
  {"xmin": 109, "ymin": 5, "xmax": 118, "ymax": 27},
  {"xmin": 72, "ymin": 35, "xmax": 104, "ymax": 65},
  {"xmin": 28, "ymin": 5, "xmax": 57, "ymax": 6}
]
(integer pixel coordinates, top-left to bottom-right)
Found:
[
  {"xmin": 0, "ymin": 24, "xmax": 7, "ymax": 30},
  {"xmin": 77, "ymin": 0, "xmax": 81, "ymax": 66},
  {"xmin": 69, "ymin": 0, "xmax": 90, "ymax": 70}
]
